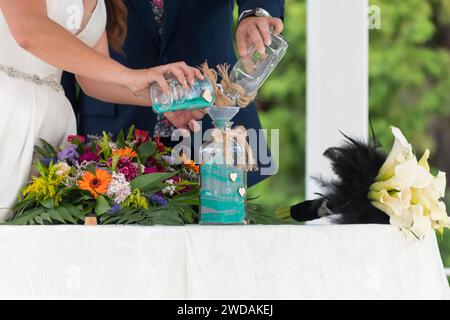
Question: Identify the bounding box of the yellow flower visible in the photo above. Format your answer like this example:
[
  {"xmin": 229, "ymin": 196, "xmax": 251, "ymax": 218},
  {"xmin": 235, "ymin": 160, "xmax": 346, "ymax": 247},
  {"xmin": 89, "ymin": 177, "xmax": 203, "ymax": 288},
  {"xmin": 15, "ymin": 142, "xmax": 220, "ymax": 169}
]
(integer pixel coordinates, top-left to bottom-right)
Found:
[
  {"xmin": 122, "ymin": 189, "xmax": 149, "ymax": 209},
  {"xmin": 22, "ymin": 163, "xmax": 66, "ymax": 205}
]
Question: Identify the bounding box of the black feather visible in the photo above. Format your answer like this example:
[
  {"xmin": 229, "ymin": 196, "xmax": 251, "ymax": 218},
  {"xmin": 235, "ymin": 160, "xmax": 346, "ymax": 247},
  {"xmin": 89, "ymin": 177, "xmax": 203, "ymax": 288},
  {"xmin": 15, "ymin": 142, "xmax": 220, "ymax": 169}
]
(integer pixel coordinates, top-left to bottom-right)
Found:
[{"xmin": 291, "ymin": 134, "xmax": 390, "ymax": 224}]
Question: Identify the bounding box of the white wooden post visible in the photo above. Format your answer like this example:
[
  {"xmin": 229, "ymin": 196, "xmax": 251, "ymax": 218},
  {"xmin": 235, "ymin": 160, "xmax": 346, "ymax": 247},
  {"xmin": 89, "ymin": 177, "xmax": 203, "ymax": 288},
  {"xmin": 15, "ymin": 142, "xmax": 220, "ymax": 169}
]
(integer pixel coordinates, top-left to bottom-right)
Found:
[{"xmin": 306, "ymin": 0, "xmax": 369, "ymax": 198}]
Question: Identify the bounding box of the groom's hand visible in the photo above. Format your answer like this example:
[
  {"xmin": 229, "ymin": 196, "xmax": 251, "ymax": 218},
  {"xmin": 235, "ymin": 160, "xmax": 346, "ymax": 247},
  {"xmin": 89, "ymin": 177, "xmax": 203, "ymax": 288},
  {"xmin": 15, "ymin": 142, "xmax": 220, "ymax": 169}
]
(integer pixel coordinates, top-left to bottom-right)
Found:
[
  {"xmin": 164, "ymin": 109, "xmax": 207, "ymax": 132},
  {"xmin": 236, "ymin": 16, "xmax": 283, "ymax": 57}
]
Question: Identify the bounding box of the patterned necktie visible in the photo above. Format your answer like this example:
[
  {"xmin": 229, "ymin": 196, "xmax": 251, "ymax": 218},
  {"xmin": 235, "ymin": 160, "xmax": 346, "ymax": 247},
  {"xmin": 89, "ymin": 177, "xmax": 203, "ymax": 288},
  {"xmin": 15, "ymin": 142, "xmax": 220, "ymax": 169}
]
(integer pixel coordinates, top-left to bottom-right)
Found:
[
  {"xmin": 151, "ymin": 0, "xmax": 175, "ymax": 138},
  {"xmin": 151, "ymin": 0, "xmax": 164, "ymax": 36}
]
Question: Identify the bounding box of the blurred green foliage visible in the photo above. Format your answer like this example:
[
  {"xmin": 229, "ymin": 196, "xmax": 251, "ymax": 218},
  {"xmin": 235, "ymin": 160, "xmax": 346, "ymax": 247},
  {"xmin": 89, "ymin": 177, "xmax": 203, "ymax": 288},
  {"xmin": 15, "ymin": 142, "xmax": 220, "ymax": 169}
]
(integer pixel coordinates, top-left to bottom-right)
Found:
[
  {"xmin": 247, "ymin": 0, "xmax": 450, "ymax": 265},
  {"xmin": 368, "ymin": 0, "xmax": 450, "ymax": 267},
  {"xmin": 248, "ymin": 0, "xmax": 307, "ymax": 215}
]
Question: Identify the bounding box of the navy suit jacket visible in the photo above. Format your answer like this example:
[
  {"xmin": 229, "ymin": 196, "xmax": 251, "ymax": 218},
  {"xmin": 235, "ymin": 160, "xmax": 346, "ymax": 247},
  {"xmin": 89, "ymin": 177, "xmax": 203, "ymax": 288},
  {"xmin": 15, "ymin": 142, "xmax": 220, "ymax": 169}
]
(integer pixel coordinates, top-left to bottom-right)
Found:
[{"xmin": 62, "ymin": 0, "xmax": 284, "ymax": 186}]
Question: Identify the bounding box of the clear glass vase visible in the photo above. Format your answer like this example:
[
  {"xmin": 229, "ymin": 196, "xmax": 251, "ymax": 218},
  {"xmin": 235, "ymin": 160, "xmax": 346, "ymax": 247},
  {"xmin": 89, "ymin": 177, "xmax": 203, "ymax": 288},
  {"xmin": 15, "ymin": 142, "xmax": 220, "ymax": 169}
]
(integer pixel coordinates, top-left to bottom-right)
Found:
[
  {"xmin": 200, "ymin": 106, "xmax": 248, "ymax": 224},
  {"xmin": 150, "ymin": 78, "xmax": 215, "ymax": 114}
]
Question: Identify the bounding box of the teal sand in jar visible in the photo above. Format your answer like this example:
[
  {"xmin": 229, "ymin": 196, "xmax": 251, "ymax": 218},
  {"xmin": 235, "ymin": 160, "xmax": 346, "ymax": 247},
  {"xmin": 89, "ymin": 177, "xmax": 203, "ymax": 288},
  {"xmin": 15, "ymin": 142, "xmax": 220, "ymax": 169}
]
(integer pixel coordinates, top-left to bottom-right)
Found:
[
  {"xmin": 150, "ymin": 78, "xmax": 215, "ymax": 113},
  {"xmin": 150, "ymin": 31, "xmax": 288, "ymax": 114},
  {"xmin": 200, "ymin": 106, "xmax": 257, "ymax": 224}
]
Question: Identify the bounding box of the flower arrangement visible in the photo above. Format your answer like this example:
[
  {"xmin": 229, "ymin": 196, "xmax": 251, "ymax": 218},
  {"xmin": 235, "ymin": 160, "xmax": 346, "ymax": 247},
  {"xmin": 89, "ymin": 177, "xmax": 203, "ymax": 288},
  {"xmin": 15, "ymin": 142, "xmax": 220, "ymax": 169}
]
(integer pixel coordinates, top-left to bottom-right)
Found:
[
  {"xmin": 7, "ymin": 127, "xmax": 200, "ymax": 225},
  {"xmin": 368, "ymin": 127, "xmax": 449, "ymax": 239},
  {"xmin": 289, "ymin": 126, "xmax": 449, "ymax": 239}
]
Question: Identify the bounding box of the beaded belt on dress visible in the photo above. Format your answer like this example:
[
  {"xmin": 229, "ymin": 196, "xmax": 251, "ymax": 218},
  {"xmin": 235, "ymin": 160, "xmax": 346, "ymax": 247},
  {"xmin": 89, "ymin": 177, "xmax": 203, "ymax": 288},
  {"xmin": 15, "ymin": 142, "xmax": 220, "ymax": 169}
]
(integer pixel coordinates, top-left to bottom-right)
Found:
[{"xmin": 0, "ymin": 64, "xmax": 64, "ymax": 93}]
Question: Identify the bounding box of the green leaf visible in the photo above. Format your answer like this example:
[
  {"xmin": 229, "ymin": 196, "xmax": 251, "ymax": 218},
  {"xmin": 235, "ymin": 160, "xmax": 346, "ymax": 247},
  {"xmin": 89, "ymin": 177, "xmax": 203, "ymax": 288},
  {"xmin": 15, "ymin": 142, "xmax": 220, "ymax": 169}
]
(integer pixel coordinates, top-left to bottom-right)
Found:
[
  {"xmin": 171, "ymin": 189, "xmax": 200, "ymax": 206},
  {"xmin": 37, "ymin": 138, "xmax": 57, "ymax": 157},
  {"xmin": 117, "ymin": 211, "xmax": 144, "ymax": 224},
  {"xmin": 111, "ymin": 155, "xmax": 120, "ymax": 172},
  {"xmin": 35, "ymin": 161, "xmax": 48, "ymax": 177},
  {"xmin": 40, "ymin": 198, "xmax": 54, "ymax": 209},
  {"xmin": 62, "ymin": 204, "xmax": 86, "ymax": 220},
  {"xmin": 95, "ymin": 196, "xmax": 111, "ymax": 216},
  {"xmin": 56, "ymin": 206, "xmax": 79, "ymax": 224},
  {"xmin": 116, "ymin": 130, "xmax": 126, "ymax": 149},
  {"xmin": 130, "ymin": 172, "xmax": 176, "ymax": 192},
  {"xmin": 48, "ymin": 209, "xmax": 67, "ymax": 224},
  {"xmin": 138, "ymin": 141, "xmax": 156, "ymax": 163},
  {"xmin": 149, "ymin": 208, "xmax": 185, "ymax": 225},
  {"xmin": 41, "ymin": 211, "xmax": 53, "ymax": 224},
  {"xmin": 34, "ymin": 215, "xmax": 44, "ymax": 225},
  {"xmin": 126, "ymin": 125, "xmax": 135, "ymax": 143},
  {"xmin": 12, "ymin": 199, "xmax": 35, "ymax": 214},
  {"xmin": 6, "ymin": 208, "xmax": 44, "ymax": 225},
  {"xmin": 34, "ymin": 145, "xmax": 49, "ymax": 158},
  {"xmin": 147, "ymin": 203, "xmax": 197, "ymax": 225},
  {"xmin": 63, "ymin": 189, "xmax": 92, "ymax": 204}
]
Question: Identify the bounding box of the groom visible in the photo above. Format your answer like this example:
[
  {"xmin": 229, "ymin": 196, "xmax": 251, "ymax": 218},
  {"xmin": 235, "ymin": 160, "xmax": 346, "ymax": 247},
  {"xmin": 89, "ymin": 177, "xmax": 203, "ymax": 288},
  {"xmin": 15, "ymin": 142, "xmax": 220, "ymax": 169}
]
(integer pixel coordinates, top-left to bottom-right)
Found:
[{"xmin": 62, "ymin": 0, "xmax": 285, "ymax": 186}]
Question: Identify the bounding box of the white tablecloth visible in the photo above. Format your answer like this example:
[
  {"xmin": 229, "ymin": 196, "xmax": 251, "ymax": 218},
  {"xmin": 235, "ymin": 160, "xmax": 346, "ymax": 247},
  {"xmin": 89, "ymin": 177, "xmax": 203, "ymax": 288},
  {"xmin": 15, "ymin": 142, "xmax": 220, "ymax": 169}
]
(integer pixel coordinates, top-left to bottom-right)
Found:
[{"xmin": 0, "ymin": 224, "xmax": 448, "ymax": 300}]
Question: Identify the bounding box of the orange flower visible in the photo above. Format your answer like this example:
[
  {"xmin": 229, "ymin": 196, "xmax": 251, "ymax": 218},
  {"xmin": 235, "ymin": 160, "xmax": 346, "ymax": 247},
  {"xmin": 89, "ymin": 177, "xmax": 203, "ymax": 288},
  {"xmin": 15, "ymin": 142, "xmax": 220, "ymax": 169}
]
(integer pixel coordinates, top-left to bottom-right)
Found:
[
  {"xmin": 113, "ymin": 147, "xmax": 137, "ymax": 159},
  {"xmin": 185, "ymin": 161, "xmax": 200, "ymax": 173},
  {"xmin": 78, "ymin": 169, "xmax": 112, "ymax": 198},
  {"xmin": 179, "ymin": 153, "xmax": 200, "ymax": 173}
]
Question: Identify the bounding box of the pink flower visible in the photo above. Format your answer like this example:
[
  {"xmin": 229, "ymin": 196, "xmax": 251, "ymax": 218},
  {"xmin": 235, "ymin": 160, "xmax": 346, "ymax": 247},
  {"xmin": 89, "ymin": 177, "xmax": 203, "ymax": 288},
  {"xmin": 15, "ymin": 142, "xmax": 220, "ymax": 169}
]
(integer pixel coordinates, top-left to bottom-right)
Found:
[
  {"xmin": 172, "ymin": 176, "xmax": 182, "ymax": 184},
  {"xmin": 67, "ymin": 135, "xmax": 85, "ymax": 144},
  {"xmin": 115, "ymin": 157, "xmax": 138, "ymax": 181},
  {"xmin": 144, "ymin": 166, "xmax": 164, "ymax": 174},
  {"xmin": 79, "ymin": 152, "xmax": 100, "ymax": 163},
  {"xmin": 181, "ymin": 185, "xmax": 192, "ymax": 194}
]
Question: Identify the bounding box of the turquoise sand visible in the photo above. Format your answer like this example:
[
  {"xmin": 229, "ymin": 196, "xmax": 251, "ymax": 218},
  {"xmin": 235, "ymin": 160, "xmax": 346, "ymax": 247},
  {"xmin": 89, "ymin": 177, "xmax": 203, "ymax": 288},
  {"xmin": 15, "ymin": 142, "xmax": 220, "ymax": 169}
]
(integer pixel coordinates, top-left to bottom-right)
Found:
[
  {"xmin": 200, "ymin": 164, "xmax": 246, "ymax": 224},
  {"xmin": 153, "ymin": 97, "xmax": 213, "ymax": 114}
]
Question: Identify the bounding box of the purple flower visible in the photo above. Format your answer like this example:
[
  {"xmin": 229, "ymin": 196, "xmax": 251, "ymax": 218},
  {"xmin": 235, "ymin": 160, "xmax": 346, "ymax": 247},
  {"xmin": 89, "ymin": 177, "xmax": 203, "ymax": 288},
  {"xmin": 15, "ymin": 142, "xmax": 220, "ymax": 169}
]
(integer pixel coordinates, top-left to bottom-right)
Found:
[
  {"xmin": 148, "ymin": 194, "xmax": 168, "ymax": 207},
  {"xmin": 109, "ymin": 204, "xmax": 121, "ymax": 215},
  {"xmin": 162, "ymin": 155, "xmax": 175, "ymax": 165},
  {"xmin": 40, "ymin": 157, "xmax": 57, "ymax": 167},
  {"xmin": 180, "ymin": 185, "xmax": 192, "ymax": 194},
  {"xmin": 57, "ymin": 144, "xmax": 79, "ymax": 163}
]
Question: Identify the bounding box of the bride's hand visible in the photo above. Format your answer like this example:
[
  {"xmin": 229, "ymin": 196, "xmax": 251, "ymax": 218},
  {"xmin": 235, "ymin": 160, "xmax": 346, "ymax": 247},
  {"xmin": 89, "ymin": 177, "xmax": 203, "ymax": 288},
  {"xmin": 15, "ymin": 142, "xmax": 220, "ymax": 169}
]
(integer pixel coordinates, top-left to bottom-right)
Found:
[{"xmin": 123, "ymin": 62, "xmax": 204, "ymax": 97}]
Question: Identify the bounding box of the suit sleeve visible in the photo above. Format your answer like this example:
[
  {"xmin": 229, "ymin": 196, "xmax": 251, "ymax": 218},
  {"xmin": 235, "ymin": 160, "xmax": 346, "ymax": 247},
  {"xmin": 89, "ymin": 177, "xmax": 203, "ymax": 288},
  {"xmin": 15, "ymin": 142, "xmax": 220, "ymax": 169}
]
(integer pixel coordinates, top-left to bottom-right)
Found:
[
  {"xmin": 61, "ymin": 72, "xmax": 79, "ymax": 116},
  {"xmin": 237, "ymin": 0, "xmax": 285, "ymax": 20}
]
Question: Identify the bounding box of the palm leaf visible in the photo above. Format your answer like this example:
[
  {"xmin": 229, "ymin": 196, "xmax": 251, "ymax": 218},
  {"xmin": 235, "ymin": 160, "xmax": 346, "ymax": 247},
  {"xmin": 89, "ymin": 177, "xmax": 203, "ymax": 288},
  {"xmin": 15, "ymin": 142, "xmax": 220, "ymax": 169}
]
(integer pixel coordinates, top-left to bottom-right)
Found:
[{"xmin": 130, "ymin": 172, "xmax": 176, "ymax": 192}]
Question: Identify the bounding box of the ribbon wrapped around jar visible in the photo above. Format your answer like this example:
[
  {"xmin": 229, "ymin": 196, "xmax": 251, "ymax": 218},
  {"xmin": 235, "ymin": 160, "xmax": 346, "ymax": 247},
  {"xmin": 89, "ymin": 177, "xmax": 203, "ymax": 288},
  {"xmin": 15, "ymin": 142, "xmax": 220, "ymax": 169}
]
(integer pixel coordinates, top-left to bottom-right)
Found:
[
  {"xmin": 200, "ymin": 106, "xmax": 257, "ymax": 225},
  {"xmin": 209, "ymin": 125, "xmax": 258, "ymax": 172}
]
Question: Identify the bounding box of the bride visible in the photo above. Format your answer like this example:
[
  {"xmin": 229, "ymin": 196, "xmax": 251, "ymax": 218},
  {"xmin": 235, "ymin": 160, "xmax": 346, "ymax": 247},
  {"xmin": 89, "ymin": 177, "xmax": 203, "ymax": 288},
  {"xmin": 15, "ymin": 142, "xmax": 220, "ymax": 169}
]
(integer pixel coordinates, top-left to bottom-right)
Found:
[{"xmin": 0, "ymin": 0, "xmax": 205, "ymax": 222}]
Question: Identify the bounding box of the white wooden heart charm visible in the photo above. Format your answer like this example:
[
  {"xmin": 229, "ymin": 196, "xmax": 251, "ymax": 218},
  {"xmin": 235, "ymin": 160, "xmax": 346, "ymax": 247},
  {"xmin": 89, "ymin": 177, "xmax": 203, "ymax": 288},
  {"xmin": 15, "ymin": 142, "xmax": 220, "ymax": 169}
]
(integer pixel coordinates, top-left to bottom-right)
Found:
[
  {"xmin": 229, "ymin": 172, "xmax": 238, "ymax": 182},
  {"xmin": 201, "ymin": 89, "xmax": 213, "ymax": 103},
  {"xmin": 238, "ymin": 187, "xmax": 246, "ymax": 197}
]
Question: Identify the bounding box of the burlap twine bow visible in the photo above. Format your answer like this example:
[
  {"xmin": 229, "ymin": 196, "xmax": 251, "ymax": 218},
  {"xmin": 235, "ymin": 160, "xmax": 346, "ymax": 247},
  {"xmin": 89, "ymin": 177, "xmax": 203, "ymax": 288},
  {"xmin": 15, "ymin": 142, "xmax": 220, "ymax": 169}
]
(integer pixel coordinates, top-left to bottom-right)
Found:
[
  {"xmin": 201, "ymin": 63, "xmax": 257, "ymax": 108},
  {"xmin": 210, "ymin": 126, "xmax": 258, "ymax": 172}
]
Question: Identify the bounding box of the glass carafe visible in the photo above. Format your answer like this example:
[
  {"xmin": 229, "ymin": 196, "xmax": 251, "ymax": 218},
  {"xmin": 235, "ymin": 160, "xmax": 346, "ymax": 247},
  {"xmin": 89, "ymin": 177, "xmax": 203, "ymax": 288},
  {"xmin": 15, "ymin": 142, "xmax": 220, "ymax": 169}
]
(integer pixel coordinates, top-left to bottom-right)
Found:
[
  {"xmin": 200, "ymin": 106, "xmax": 247, "ymax": 224},
  {"xmin": 150, "ymin": 78, "xmax": 215, "ymax": 114}
]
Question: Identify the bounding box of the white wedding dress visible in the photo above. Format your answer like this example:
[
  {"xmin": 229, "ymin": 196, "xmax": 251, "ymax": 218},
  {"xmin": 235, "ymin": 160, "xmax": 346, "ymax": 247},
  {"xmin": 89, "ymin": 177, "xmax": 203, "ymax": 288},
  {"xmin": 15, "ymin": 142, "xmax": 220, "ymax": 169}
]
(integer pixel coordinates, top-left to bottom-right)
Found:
[{"xmin": 0, "ymin": 0, "xmax": 106, "ymax": 221}]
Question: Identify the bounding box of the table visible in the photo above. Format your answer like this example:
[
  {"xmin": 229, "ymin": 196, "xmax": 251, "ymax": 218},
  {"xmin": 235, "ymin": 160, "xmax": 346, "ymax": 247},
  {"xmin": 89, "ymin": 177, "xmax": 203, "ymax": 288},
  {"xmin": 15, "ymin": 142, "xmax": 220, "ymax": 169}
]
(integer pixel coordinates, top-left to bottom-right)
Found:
[{"xmin": 0, "ymin": 224, "xmax": 448, "ymax": 299}]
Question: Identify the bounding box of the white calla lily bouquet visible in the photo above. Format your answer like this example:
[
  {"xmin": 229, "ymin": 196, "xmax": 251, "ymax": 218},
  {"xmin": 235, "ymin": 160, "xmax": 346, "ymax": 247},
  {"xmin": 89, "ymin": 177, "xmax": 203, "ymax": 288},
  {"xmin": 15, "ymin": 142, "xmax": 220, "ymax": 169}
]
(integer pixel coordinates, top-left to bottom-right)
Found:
[
  {"xmin": 369, "ymin": 127, "xmax": 449, "ymax": 239},
  {"xmin": 289, "ymin": 126, "xmax": 449, "ymax": 240}
]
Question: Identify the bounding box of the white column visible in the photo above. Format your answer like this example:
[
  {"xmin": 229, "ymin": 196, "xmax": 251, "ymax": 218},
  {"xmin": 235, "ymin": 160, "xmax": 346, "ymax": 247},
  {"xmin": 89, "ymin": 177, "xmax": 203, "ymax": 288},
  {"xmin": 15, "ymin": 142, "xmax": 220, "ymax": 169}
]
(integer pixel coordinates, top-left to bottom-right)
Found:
[{"xmin": 306, "ymin": 0, "xmax": 369, "ymax": 198}]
